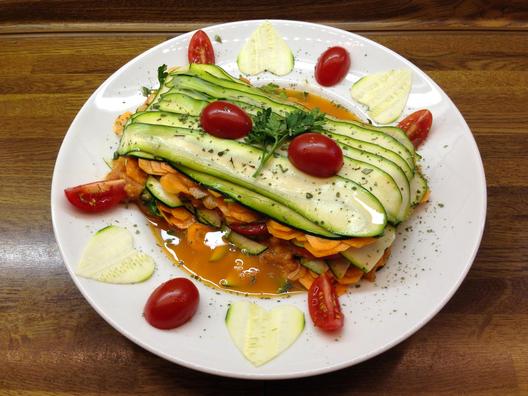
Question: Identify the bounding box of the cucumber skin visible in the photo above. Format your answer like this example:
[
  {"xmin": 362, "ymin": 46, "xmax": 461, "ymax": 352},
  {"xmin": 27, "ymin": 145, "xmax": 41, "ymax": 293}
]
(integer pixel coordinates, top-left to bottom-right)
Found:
[{"xmin": 118, "ymin": 123, "xmax": 387, "ymax": 237}]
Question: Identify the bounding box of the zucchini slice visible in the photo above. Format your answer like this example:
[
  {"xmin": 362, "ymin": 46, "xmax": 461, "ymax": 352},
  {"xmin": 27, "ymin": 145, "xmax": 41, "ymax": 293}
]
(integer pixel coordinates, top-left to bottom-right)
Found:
[
  {"xmin": 76, "ymin": 226, "xmax": 155, "ymax": 284},
  {"xmin": 118, "ymin": 123, "xmax": 387, "ymax": 237},
  {"xmin": 145, "ymin": 176, "xmax": 183, "ymax": 208},
  {"xmin": 410, "ymin": 171, "xmax": 428, "ymax": 207},
  {"xmin": 225, "ymin": 228, "xmax": 268, "ymax": 256},
  {"xmin": 351, "ymin": 69, "xmax": 412, "ymax": 124},
  {"xmin": 178, "ymin": 166, "xmax": 338, "ymax": 238},
  {"xmin": 341, "ymin": 225, "xmax": 396, "ymax": 272},
  {"xmin": 237, "ymin": 21, "xmax": 294, "ymax": 76},
  {"xmin": 225, "ymin": 301, "xmax": 304, "ymax": 366},
  {"xmin": 300, "ymin": 258, "xmax": 328, "ymax": 275},
  {"xmin": 327, "ymin": 257, "xmax": 351, "ymax": 279}
]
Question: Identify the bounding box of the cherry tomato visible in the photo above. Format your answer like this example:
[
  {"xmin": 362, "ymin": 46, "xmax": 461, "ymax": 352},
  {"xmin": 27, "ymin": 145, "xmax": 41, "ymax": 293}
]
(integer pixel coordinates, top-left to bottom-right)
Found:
[
  {"xmin": 315, "ymin": 47, "xmax": 351, "ymax": 87},
  {"xmin": 308, "ymin": 271, "xmax": 344, "ymax": 331},
  {"xmin": 398, "ymin": 109, "xmax": 433, "ymax": 148},
  {"xmin": 200, "ymin": 101, "xmax": 253, "ymax": 139},
  {"xmin": 288, "ymin": 133, "xmax": 343, "ymax": 178},
  {"xmin": 188, "ymin": 30, "xmax": 215, "ymax": 64},
  {"xmin": 144, "ymin": 278, "xmax": 199, "ymax": 330},
  {"xmin": 229, "ymin": 222, "xmax": 268, "ymax": 237},
  {"xmin": 64, "ymin": 179, "xmax": 127, "ymax": 213}
]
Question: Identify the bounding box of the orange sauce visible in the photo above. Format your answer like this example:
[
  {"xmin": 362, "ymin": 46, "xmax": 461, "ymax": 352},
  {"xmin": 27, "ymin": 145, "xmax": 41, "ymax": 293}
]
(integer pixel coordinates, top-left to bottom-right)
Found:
[{"xmin": 150, "ymin": 90, "xmax": 358, "ymax": 296}]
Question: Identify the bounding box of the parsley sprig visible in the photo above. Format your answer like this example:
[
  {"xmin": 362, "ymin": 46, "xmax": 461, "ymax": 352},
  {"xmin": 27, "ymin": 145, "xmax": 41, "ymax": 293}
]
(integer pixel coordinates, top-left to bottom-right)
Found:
[{"xmin": 245, "ymin": 107, "xmax": 325, "ymax": 177}]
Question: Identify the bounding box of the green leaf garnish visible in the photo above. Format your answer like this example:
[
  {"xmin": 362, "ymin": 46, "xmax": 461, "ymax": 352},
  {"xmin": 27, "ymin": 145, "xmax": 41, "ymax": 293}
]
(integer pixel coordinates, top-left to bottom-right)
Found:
[
  {"xmin": 158, "ymin": 64, "xmax": 168, "ymax": 86},
  {"xmin": 245, "ymin": 107, "xmax": 326, "ymax": 177}
]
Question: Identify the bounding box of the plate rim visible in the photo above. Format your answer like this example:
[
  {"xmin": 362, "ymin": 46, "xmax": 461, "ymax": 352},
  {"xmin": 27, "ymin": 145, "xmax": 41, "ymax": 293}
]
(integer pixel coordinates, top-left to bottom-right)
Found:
[{"xmin": 51, "ymin": 19, "xmax": 487, "ymax": 379}]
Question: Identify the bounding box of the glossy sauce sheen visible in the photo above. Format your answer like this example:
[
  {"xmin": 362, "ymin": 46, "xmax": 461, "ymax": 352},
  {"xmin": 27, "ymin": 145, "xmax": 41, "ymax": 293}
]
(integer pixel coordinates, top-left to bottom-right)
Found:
[{"xmin": 151, "ymin": 90, "xmax": 358, "ymax": 295}]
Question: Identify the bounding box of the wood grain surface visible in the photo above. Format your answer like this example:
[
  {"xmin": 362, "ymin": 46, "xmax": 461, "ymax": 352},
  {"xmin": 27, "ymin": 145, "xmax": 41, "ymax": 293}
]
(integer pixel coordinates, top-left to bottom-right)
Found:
[{"xmin": 1, "ymin": 1, "xmax": 527, "ymax": 394}]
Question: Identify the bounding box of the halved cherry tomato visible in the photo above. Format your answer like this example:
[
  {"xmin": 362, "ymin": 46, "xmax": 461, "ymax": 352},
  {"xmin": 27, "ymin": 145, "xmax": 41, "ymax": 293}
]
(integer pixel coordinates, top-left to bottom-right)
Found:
[
  {"xmin": 315, "ymin": 46, "xmax": 351, "ymax": 87},
  {"xmin": 200, "ymin": 101, "xmax": 253, "ymax": 139},
  {"xmin": 144, "ymin": 278, "xmax": 199, "ymax": 330},
  {"xmin": 188, "ymin": 30, "xmax": 215, "ymax": 64},
  {"xmin": 288, "ymin": 133, "xmax": 343, "ymax": 178},
  {"xmin": 308, "ymin": 271, "xmax": 344, "ymax": 331},
  {"xmin": 398, "ymin": 109, "xmax": 433, "ymax": 148},
  {"xmin": 64, "ymin": 179, "xmax": 127, "ymax": 213},
  {"xmin": 229, "ymin": 222, "xmax": 268, "ymax": 237}
]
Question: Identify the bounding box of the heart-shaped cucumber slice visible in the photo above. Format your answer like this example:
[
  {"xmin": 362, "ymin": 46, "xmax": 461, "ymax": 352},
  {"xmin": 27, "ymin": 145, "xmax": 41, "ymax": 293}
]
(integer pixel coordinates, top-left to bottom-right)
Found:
[
  {"xmin": 76, "ymin": 225, "xmax": 155, "ymax": 284},
  {"xmin": 225, "ymin": 301, "xmax": 305, "ymax": 366}
]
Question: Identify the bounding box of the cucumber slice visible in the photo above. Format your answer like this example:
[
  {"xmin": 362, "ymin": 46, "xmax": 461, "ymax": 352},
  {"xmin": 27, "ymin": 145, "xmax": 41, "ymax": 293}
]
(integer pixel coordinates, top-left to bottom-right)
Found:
[
  {"xmin": 226, "ymin": 229, "xmax": 268, "ymax": 255},
  {"xmin": 410, "ymin": 171, "xmax": 428, "ymax": 207},
  {"xmin": 327, "ymin": 257, "xmax": 351, "ymax": 279},
  {"xmin": 225, "ymin": 301, "xmax": 304, "ymax": 366},
  {"xmin": 300, "ymin": 258, "xmax": 328, "ymax": 275},
  {"xmin": 145, "ymin": 176, "xmax": 183, "ymax": 208},
  {"xmin": 76, "ymin": 226, "xmax": 155, "ymax": 284},
  {"xmin": 237, "ymin": 21, "xmax": 294, "ymax": 76},
  {"xmin": 351, "ymin": 69, "xmax": 412, "ymax": 124},
  {"xmin": 341, "ymin": 225, "xmax": 396, "ymax": 273},
  {"xmin": 196, "ymin": 208, "xmax": 222, "ymax": 228}
]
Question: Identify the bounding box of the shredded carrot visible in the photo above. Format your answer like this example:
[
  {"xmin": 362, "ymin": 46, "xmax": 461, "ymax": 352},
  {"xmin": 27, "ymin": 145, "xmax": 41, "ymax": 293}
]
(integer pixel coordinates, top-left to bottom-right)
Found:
[
  {"xmin": 207, "ymin": 189, "xmax": 222, "ymax": 198},
  {"xmin": 157, "ymin": 203, "xmax": 195, "ymax": 229},
  {"xmin": 138, "ymin": 159, "xmax": 177, "ymax": 176},
  {"xmin": 420, "ymin": 189, "xmax": 431, "ymax": 204},
  {"xmin": 113, "ymin": 112, "xmax": 132, "ymax": 135},
  {"xmin": 298, "ymin": 273, "xmax": 314, "ymax": 290},
  {"xmin": 335, "ymin": 283, "xmax": 349, "ymax": 296},
  {"xmin": 304, "ymin": 235, "xmax": 342, "ymax": 250},
  {"xmin": 186, "ymin": 223, "xmax": 213, "ymax": 245},
  {"xmin": 341, "ymin": 237, "xmax": 377, "ymax": 248},
  {"xmin": 160, "ymin": 173, "xmax": 191, "ymax": 195},
  {"xmin": 303, "ymin": 241, "xmax": 350, "ymax": 258},
  {"xmin": 266, "ymin": 220, "xmax": 304, "ymax": 240},
  {"xmin": 125, "ymin": 157, "xmax": 148, "ymax": 185},
  {"xmin": 337, "ymin": 266, "xmax": 364, "ymax": 285},
  {"xmin": 217, "ymin": 200, "xmax": 260, "ymax": 223}
]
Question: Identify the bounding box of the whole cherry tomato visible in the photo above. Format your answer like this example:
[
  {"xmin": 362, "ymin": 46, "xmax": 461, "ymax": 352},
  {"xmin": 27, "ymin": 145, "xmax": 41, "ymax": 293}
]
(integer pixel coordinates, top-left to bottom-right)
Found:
[
  {"xmin": 315, "ymin": 46, "xmax": 351, "ymax": 87},
  {"xmin": 288, "ymin": 133, "xmax": 343, "ymax": 178},
  {"xmin": 144, "ymin": 278, "xmax": 199, "ymax": 330},
  {"xmin": 229, "ymin": 222, "xmax": 268, "ymax": 237},
  {"xmin": 398, "ymin": 109, "xmax": 433, "ymax": 148},
  {"xmin": 308, "ymin": 271, "xmax": 344, "ymax": 331},
  {"xmin": 200, "ymin": 101, "xmax": 253, "ymax": 139},
  {"xmin": 64, "ymin": 179, "xmax": 127, "ymax": 213},
  {"xmin": 188, "ymin": 30, "xmax": 215, "ymax": 64}
]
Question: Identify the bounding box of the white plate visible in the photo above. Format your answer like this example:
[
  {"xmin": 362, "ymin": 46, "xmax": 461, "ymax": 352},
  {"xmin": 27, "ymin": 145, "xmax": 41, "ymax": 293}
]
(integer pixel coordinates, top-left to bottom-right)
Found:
[{"xmin": 51, "ymin": 20, "xmax": 486, "ymax": 379}]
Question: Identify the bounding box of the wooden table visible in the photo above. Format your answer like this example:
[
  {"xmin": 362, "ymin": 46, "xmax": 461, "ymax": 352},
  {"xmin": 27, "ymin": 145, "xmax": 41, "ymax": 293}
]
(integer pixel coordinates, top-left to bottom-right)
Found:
[{"xmin": 1, "ymin": 1, "xmax": 527, "ymax": 394}]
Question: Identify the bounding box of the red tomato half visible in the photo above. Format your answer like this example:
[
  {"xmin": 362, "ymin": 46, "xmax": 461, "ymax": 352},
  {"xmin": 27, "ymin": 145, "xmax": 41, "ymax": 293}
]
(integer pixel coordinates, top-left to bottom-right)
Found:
[
  {"xmin": 64, "ymin": 179, "xmax": 127, "ymax": 213},
  {"xmin": 315, "ymin": 46, "xmax": 351, "ymax": 87},
  {"xmin": 398, "ymin": 109, "xmax": 433, "ymax": 148},
  {"xmin": 229, "ymin": 222, "xmax": 268, "ymax": 237},
  {"xmin": 144, "ymin": 278, "xmax": 199, "ymax": 330},
  {"xmin": 308, "ymin": 271, "xmax": 344, "ymax": 331},
  {"xmin": 200, "ymin": 101, "xmax": 253, "ymax": 139},
  {"xmin": 288, "ymin": 133, "xmax": 343, "ymax": 178},
  {"xmin": 188, "ymin": 30, "xmax": 215, "ymax": 64}
]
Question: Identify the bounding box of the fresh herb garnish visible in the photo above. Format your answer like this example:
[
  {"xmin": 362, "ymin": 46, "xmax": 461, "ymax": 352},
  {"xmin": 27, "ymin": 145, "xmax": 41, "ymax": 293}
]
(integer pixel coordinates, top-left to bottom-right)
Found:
[
  {"xmin": 260, "ymin": 83, "xmax": 288, "ymax": 99},
  {"xmin": 158, "ymin": 64, "xmax": 168, "ymax": 85},
  {"xmin": 277, "ymin": 279, "xmax": 293, "ymax": 294},
  {"xmin": 245, "ymin": 107, "xmax": 325, "ymax": 177},
  {"xmin": 140, "ymin": 86, "xmax": 151, "ymax": 97},
  {"xmin": 214, "ymin": 34, "xmax": 222, "ymax": 43}
]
